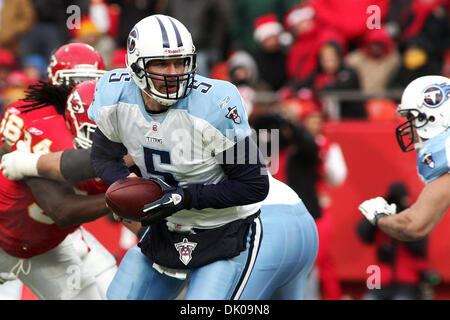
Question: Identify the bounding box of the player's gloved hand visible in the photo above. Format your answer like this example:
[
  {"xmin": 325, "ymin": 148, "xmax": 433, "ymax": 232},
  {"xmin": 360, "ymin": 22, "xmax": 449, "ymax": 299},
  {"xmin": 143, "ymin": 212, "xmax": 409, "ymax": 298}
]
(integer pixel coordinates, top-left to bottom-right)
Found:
[
  {"xmin": 358, "ymin": 197, "xmax": 397, "ymax": 226},
  {"xmin": 140, "ymin": 177, "xmax": 190, "ymax": 226},
  {"xmin": 0, "ymin": 148, "xmax": 40, "ymax": 181}
]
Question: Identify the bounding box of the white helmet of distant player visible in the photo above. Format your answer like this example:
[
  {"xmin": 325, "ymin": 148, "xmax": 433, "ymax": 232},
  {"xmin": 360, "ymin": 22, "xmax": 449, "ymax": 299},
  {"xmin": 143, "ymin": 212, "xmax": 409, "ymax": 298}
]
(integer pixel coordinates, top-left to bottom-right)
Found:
[
  {"xmin": 126, "ymin": 15, "xmax": 197, "ymax": 106},
  {"xmin": 396, "ymin": 75, "xmax": 450, "ymax": 152}
]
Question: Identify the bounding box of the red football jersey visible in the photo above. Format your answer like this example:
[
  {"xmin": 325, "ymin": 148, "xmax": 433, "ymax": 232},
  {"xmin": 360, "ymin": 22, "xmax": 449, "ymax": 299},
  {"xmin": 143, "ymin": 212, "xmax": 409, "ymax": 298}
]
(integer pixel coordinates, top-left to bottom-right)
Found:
[
  {"xmin": 0, "ymin": 105, "xmax": 79, "ymax": 258},
  {"xmin": 0, "ymin": 101, "xmax": 58, "ymax": 148}
]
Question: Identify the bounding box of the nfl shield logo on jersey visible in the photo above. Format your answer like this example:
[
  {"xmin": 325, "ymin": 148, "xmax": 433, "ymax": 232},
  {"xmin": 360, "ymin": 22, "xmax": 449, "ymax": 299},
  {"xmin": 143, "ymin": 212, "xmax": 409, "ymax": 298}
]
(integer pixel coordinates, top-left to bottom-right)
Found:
[{"xmin": 174, "ymin": 238, "xmax": 197, "ymax": 266}]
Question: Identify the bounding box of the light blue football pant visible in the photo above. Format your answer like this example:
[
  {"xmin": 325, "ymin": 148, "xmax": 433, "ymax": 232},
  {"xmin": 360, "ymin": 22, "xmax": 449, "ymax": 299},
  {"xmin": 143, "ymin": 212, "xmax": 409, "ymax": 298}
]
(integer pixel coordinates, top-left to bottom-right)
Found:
[{"xmin": 107, "ymin": 201, "xmax": 319, "ymax": 300}]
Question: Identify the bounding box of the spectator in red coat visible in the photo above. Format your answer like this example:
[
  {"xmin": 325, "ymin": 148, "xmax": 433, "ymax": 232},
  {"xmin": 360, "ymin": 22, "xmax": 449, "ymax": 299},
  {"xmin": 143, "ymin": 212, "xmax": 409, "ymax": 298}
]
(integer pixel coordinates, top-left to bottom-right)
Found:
[{"xmin": 284, "ymin": 2, "xmax": 345, "ymax": 83}]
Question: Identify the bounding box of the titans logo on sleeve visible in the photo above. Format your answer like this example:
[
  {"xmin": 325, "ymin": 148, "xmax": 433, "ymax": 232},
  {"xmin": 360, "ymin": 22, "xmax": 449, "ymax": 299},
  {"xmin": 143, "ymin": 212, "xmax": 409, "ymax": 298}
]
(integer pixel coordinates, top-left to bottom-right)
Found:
[{"xmin": 421, "ymin": 153, "xmax": 434, "ymax": 169}]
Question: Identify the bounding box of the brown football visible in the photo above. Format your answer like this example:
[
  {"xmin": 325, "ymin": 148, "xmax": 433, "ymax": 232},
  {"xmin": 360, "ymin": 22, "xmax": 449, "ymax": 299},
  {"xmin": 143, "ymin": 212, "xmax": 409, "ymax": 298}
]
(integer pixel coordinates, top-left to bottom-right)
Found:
[{"xmin": 105, "ymin": 177, "xmax": 163, "ymax": 221}]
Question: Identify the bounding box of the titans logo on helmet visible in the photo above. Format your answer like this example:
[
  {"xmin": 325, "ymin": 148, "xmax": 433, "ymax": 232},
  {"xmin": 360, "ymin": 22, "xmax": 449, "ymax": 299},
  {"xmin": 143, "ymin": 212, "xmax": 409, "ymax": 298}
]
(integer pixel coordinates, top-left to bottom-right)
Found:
[
  {"xmin": 127, "ymin": 28, "xmax": 138, "ymax": 54},
  {"xmin": 422, "ymin": 84, "xmax": 450, "ymax": 108}
]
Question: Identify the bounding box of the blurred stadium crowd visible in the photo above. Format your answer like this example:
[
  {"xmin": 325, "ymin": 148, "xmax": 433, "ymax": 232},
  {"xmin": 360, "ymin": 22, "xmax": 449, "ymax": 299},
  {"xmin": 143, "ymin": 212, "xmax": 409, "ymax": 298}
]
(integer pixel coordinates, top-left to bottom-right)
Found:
[
  {"xmin": 0, "ymin": 0, "xmax": 448, "ymax": 120},
  {"xmin": 0, "ymin": 0, "xmax": 449, "ymax": 300}
]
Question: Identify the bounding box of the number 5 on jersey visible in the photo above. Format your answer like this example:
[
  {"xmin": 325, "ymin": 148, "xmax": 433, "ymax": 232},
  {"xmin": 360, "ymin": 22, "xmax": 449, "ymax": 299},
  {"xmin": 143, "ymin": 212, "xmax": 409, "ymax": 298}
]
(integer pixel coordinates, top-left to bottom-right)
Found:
[{"xmin": 143, "ymin": 147, "xmax": 178, "ymax": 186}]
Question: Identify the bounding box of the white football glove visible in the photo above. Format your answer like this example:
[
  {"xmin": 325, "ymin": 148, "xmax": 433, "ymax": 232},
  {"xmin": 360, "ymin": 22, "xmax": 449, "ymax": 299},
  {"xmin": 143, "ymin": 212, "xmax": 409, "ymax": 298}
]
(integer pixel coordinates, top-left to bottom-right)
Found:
[
  {"xmin": 358, "ymin": 197, "xmax": 397, "ymax": 226},
  {"xmin": 0, "ymin": 149, "xmax": 40, "ymax": 181},
  {"xmin": 0, "ymin": 272, "xmax": 18, "ymax": 285}
]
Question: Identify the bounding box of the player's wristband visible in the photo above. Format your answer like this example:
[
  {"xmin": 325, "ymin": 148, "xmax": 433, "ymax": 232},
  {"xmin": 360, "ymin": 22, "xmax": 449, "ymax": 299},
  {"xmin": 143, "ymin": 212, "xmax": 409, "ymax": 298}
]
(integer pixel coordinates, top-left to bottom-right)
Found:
[{"xmin": 61, "ymin": 148, "xmax": 97, "ymax": 183}]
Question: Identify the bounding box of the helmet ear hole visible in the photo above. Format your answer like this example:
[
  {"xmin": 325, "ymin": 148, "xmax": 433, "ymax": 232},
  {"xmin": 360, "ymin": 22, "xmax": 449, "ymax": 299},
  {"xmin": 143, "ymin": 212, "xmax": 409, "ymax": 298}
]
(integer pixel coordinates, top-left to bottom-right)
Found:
[{"xmin": 428, "ymin": 115, "xmax": 435, "ymax": 123}]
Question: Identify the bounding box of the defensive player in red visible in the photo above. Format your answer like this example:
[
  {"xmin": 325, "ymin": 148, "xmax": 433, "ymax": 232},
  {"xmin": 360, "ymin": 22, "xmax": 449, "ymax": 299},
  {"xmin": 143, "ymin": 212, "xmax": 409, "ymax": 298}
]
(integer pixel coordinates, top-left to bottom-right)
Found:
[
  {"xmin": 64, "ymin": 79, "xmax": 141, "ymax": 239},
  {"xmin": 65, "ymin": 80, "xmax": 111, "ymax": 195},
  {"xmin": 0, "ymin": 43, "xmax": 117, "ymax": 299}
]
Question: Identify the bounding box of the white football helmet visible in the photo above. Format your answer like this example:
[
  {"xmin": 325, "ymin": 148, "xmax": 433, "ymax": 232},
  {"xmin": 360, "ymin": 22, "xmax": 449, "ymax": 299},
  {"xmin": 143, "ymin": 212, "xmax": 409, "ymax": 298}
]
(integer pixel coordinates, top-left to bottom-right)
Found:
[
  {"xmin": 126, "ymin": 15, "xmax": 197, "ymax": 106},
  {"xmin": 396, "ymin": 75, "xmax": 450, "ymax": 152}
]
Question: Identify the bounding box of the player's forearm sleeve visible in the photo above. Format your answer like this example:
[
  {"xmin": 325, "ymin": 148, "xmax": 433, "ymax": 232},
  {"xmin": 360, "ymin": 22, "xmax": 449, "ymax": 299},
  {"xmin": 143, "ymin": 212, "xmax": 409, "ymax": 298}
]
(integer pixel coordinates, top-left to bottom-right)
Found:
[
  {"xmin": 60, "ymin": 148, "xmax": 97, "ymax": 183},
  {"xmin": 186, "ymin": 136, "xmax": 269, "ymax": 209},
  {"xmin": 90, "ymin": 127, "xmax": 130, "ymax": 185}
]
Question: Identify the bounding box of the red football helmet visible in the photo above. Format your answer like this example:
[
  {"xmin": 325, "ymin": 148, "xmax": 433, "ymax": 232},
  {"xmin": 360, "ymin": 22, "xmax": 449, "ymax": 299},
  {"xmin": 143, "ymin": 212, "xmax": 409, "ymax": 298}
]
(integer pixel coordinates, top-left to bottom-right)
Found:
[
  {"xmin": 65, "ymin": 80, "xmax": 97, "ymax": 149},
  {"xmin": 47, "ymin": 43, "xmax": 106, "ymax": 85}
]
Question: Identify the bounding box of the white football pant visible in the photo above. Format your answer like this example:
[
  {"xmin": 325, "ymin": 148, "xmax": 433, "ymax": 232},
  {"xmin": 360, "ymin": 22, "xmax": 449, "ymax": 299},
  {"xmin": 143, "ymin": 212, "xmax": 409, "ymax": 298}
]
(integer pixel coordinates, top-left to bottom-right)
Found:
[{"xmin": 0, "ymin": 227, "xmax": 117, "ymax": 300}]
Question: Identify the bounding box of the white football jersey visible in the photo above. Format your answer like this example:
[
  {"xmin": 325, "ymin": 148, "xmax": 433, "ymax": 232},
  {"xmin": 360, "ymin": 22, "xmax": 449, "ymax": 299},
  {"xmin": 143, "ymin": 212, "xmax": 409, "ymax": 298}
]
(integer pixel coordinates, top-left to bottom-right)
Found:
[
  {"xmin": 89, "ymin": 69, "xmax": 260, "ymax": 228},
  {"xmin": 263, "ymin": 175, "xmax": 302, "ymax": 206}
]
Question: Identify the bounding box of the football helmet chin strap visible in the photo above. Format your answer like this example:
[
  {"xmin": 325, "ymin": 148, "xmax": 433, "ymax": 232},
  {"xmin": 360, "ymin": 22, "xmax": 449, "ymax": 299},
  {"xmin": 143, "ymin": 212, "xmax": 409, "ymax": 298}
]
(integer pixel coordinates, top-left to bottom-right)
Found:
[{"xmin": 141, "ymin": 87, "xmax": 154, "ymax": 101}]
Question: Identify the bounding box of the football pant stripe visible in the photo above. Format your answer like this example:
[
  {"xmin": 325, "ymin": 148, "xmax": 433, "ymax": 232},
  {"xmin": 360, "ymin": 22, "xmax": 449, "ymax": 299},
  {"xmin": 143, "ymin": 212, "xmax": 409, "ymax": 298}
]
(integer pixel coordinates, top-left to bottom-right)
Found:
[{"xmin": 231, "ymin": 215, "xmax": 262, "ymax": 300}]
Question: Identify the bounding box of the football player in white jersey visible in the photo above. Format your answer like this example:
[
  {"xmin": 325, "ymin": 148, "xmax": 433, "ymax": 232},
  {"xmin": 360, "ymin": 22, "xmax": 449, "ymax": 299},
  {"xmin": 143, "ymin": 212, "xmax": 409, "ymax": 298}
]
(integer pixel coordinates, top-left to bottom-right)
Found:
[
  {"xmin": 359, "ymin": 75, "xmax": 450, "ymax": 241},
  {"xmin": 88, "ymin": 14, "xmax": 319, "ymax": 300},
  {"xmin": 2, "ymin": 14, "xmax": 319, "ymax": 300}
]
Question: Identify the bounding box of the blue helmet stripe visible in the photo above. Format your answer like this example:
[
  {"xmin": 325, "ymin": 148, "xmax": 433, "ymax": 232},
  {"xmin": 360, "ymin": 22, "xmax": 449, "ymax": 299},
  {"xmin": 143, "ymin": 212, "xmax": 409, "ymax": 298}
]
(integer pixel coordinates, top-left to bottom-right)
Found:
[
  {"xmin": 155, "ymin": 16, "xmax": 170, "ymax": 48},
  {"xmin": 168, "ymin": 17, "xmax": 183, "ymax": 48}
]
